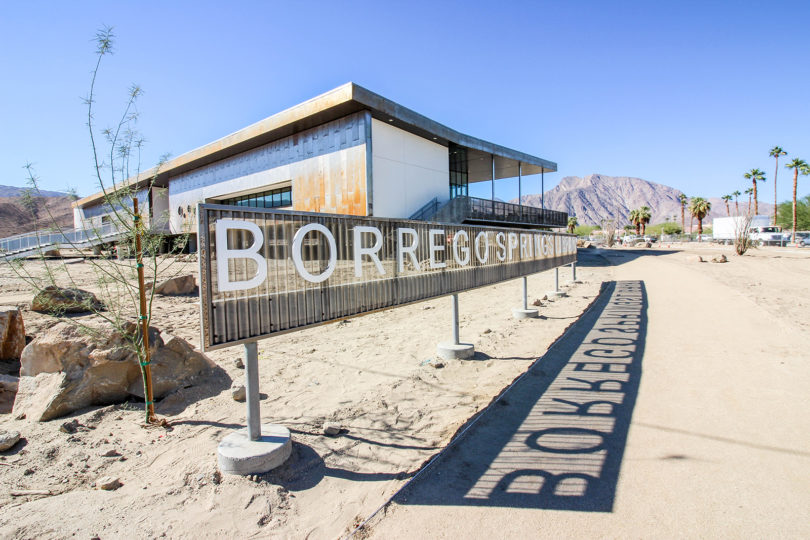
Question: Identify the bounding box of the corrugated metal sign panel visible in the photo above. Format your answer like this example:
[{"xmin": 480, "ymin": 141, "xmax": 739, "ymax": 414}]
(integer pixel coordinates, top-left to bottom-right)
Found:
[{"xmin": 198, "ymin": 203, "xmax": 576, "ymax": 351}]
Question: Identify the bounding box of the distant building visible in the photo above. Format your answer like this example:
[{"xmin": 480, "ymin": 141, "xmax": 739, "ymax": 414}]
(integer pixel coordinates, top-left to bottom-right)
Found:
[{"xmin": 73, "ymin": 83, "xmax": 565, "ymax": 249}]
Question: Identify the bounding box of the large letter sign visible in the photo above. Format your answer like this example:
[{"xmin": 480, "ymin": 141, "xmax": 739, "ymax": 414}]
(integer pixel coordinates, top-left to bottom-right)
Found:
[{"xmin": 199, "ymin": 204, "xmax": 576, "ymax": 350}]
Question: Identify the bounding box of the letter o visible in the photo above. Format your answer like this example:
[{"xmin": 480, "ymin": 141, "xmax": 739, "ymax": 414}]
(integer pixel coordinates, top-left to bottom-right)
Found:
[
  {"xmin": 292, "ymin": 223, "xmax": 337, "ymax": 283},
  {"xmin": 475, "ymin": 231, "xmax": 489, "ymax": 264}
]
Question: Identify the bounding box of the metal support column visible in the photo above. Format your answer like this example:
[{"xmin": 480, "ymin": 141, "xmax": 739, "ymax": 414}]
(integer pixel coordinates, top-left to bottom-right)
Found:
[
  {"xmin": 572, "ymin": 262, "xmax": 577, "ymax": 281},
  {"xmin": 491, "ymin": 155, "xmax": 496, "ymax": 213},
  {"xmin": 541, "ymin": 169, "xmax": 545, "ymax": 210},
  {"xmin": 522, "ymin": 276, "xmax": 528, "ymax": 310},
  {"xmin": 555, "ymin": 267, "xmax": 560, "ymax": 292},
  {"xmin": 244, "ymin": 341, "xmax": 261, "ymax": 440},
  {"xmin": 518, "ymin": 161, "xmax": 523, "ymax": 219},
  {"xmin": 451, "ymin": 293, "xmax": 460, "ymax": 345}
]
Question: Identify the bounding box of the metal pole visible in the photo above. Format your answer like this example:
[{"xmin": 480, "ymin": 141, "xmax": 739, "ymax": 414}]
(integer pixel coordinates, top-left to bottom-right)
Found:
[
  {"xmin": 518, "ymin": 161, "xmax": 523, "ymax": 219},
  {"xmin": 572, "ymin": 262, "xmax": 577, "ymax": 281},
  {"xmin": 541, "ymin": 169, "xmax": 545, "ymax": 210},
  {"xmin": 522, "ymin": 276, "xmax": 528, "ymax": 310},
  {"xmin": 555, "ymin": 267, "xmax": 560, "ymax": 292},
  {"xmin": 244, "ymin": 341, "xmax": 261, "ymax": 440},
  {"xmin": 451, "ymin": 293, "xmax": 460, "ymax": 345},
  {"xmin": 491, "ymin": 155, "xmax": 495, "ymax": 214}
]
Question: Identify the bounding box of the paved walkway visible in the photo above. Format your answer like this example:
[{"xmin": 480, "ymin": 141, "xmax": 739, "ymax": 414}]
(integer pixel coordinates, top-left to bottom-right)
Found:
[{"xmin": 368, "ymin": 253, "xmax": 810, "ymax": 538}]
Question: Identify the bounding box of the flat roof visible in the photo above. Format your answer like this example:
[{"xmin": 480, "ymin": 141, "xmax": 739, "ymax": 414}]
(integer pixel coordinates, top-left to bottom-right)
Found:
[{"xmin": 76, "ymin": 82, "xmax": 557, "ymax": 208}]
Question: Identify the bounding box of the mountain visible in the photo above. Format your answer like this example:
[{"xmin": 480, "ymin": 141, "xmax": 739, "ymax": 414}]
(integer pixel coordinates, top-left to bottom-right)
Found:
[
  {"xmin": 511, "ymin": 174, "xmax": 773, "ymax": 226},
  {"xmin": 0, "ymin": 193, "xmax": 76, "ymax": 240},
  {"xmin": 0, "ymin": 185, "xmax": 71, "ymax": 198}
]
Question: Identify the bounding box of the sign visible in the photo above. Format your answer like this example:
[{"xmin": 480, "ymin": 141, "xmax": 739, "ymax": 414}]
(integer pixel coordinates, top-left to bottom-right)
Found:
[{"xmin": 198, "ymin": 204, "xmax": 576, "ymax": 350}]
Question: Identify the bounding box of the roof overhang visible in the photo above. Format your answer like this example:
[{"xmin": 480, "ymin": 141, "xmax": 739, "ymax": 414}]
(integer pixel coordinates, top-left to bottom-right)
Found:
[{"xmin": 75, "ymin": 82, "xmax": 557, "ymax": 208}]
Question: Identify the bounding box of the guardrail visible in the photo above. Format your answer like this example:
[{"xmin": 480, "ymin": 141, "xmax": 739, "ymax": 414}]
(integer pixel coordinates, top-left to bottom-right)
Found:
[
  {"xmin": 0, "ymin": 222, "xmax": 125, "ymax": 259},
  {"xmin": 431, "ymin": 196, "xmax": 567, "ymax": 228}
]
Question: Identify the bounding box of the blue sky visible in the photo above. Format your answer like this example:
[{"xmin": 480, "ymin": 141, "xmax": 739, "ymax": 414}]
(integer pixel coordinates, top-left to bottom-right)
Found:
[{"xmin": 2, "ymin": 1, "xmax": 809, "ymax": 204}]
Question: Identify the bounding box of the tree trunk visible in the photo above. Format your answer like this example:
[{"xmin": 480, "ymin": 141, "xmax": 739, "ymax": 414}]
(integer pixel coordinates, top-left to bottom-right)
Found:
[
  {"xmin": 680, "ymin": 205, "xmax": 685, "ymax": 233},
  {"xmin": 793, "ymin": 168, "xmax": 799, "ymax": 243},
  {"xmin": 753, "ymin": 180, "xmax": 758, "ymax": 215},
  {"xmin": 725, "ymin": 201, "xmax": 730, "ymax": 216},
  {"xmin": 774, "ymin": 157, "xmax": 779, "ymax": 225},
  {"xmin": 735, "ymin": 198, "xmax": 739, "ymax": 214},
  {"xmin": 697, "ymin": 217, "xmax": 703, "ymax": 240}
]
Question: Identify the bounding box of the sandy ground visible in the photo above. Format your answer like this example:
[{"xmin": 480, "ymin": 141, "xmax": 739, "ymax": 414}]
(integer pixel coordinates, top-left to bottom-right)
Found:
[
  {"xmin": 0, "ymin": 251, "xmax": 604, "ymax": 539},
  {"xmin": 1, "ymin": 244, "xmax": 808, "ymax": 538},
  {"xmin": 368, "ymin": 245, "xmax": 810, "ymax": 539}
]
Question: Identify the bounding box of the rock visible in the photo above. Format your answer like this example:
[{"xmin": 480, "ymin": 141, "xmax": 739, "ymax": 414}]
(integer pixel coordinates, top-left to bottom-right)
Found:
[
  {"xmin": 100, "ymin": 449, "xmax": 121, "ymax": 458},
  {"xmin": 634, "ymin": 241, "xmax": 651, "ymax": 248},
  {"xmin": 323, "ymin": 422, "xmax": 342, "ymax": 436},
  {"xmin": 145, "ymin": 275, "xmax": 196, "ymax": 296},
  {"xmin": 532, "ymin": 299, "xmax": 544, "ymax": 307},
  {"xmin": 482, "ymin": 329, "xmax": 492, "ymax": 334},
  {"xmin": 711, "ymin": 254, "xmax": 728, "ymax": 263},
  {"xmin": 60, "ymin": 419, "xmax": 80, "ymax": 434},
  {"xmin": 13, "ymin": 322, "xmax": 217, "ymax": 421},
  {"xmin": 686, "ymin": 255, "xmax": 704, "ymax": 263},
  {"xmin": 233, "ymin": 358, "xmax": 244, "ymax": 369},
  {"xmin": 231, "ymin": 382, "xmax": 246, "ymax": 402},
  {"xmin": 96, "ymin": 476, "xmax": 122, "ymax": 491},
  {"xmin": 585, "ymin": 242, "xmax": 596, "ymax": 249},
  {"xmin": 0, "ymin": 374, "xmax": 19, "ymax": 394},
  {"xmin": 0, "ymin": 306, "xmax": 26, "ymax": 360},
  {"xmin": 431, "ymin": 361, "xmax": 446, "ymax": 369},
  {"xmin": 0, "ymin": 430, "xmax": 21, "ymax": 451},
  {"xmin": 31, "ymin": 286, "xmax": 104, "ymax": 314}
]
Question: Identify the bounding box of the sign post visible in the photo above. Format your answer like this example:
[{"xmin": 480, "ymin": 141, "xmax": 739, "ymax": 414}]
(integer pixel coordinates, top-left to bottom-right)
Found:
[
  {"xmin": 513, "ymin": 275, "xmax": 539, "ymax": 319},
  {"xmin": 437, "ymin": 293, "xmax": 474, "ymax": 359}
]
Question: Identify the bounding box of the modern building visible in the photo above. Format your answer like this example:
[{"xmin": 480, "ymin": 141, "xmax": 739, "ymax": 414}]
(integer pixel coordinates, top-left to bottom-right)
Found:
[{"xmin": 72, "ymin": 83, "xmax": 565, "ymax": 248}]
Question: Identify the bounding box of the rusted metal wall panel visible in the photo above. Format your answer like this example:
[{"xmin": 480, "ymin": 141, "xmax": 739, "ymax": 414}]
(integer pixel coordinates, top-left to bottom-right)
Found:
[
  {"xmin": 198, "ymin": 204, "xmax": 577, "ymax": 351},
  {"xmin": 292, "ymin": 144, "xmax": 367, "ymax": 216}
]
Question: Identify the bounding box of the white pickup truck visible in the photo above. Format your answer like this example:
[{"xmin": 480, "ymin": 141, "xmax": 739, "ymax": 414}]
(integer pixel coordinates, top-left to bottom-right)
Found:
[{"xmin": 712, "ymin": 215, "xmax": 784, "ymax": 246}]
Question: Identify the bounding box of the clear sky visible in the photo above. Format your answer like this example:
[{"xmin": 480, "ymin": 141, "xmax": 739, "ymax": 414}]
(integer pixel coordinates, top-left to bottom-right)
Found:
[{"xmin": 2, "ymin": 1, "xmax": 809, "ymax": 204}]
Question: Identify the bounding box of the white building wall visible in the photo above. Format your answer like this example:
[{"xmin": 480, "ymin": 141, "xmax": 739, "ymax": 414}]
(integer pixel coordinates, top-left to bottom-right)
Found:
[{"xmin": 371, "ymin": 119, "xmax": 449, "ymax": 219}]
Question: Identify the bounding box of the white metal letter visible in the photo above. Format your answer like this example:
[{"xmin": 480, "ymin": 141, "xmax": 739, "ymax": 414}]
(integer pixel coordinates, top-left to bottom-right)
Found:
[
  {"xmin": 215, "ymin": 219, "xmax": 267, "ymax": 292},
  {"xmin": 429, "ymin": 229, "xmax": 447, "ymax": 268},
  {"xmin": 496, "ymin": 232, "xmax": 506, "ymax": 262},
  {"xmin": 475, "ymin": 231, "xmax": 489, "ymax": 264},
  {"xmin": 292, "ymin": 223, "xmax": 337, "ymax": 283},
  {"xmin": 508, "ymin": 232, "xmax": 518, "ymax": 261},
  {"xmin": 452, "ymin": 229, "xmax": 470, "ymax": 266},
  {"xmin": 397, "ymin": 227, "xmax": 420, "ymax": 273},
  {"xmin": 354, "ymin": 226, "xmax": 385, "ymax": 277}
]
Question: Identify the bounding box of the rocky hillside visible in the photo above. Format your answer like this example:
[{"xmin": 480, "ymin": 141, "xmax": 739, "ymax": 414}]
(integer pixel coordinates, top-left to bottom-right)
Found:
[
  {"xmin": 512, "ymin": 174, "xmax": 773, "ymax": 226},
  {"xmin": 0, "ymin": 185, "xmax": 75, "ymax": 239}
]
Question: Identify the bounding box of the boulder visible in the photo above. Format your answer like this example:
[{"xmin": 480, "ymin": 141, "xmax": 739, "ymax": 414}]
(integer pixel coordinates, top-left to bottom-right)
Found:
[
  {"xmin": 231, "ymin": 382, "xmax": 246, "ymax": 402},
  {"xmin": 13, "ymin": 322, "xmax": 217, "ymax": 421},
  {"xmin": 0, "ymin": 306, "xmax": 26, "ymax": 359},
  {"xmin": 31, "ymin": 286, "xmax": 104, "ymax": 315},
  {"xmin": 0, "ymin": 430, "xmax": 21, "ymax": 451},
  {"xmin": 686, "ymin": 255, "xmax": 704, "ymax": 263},
  {"xmin": 0, "ymin": 374, "xmax": 19, "ymax": 395},
  {"xmin": 711, "ymin": 254, "xmax": 728, "ymax": 263},
  {"xmin": 145, "ymin": 275, "xmax": 196, "ymax": 296}
]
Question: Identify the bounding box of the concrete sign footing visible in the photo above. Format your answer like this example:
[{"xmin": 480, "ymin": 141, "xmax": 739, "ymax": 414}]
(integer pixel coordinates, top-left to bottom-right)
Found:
[
  {"xmin": 512, "ymin": 308, "xmax": 539, "ymax": 319},
  {"xmin": 437, "ymin": 342, "xmax": 475, "ymax": 360},
  {"xmin": 569, "ymin": 280, "xmax": 582, "ymax": 285},
  {"xmin": 546, "ymin": 290, "xmax": 567, "ymax": 299},
  {"xmin": 218, "ymin": 423, "xmax": 292, "ymax": 475}
]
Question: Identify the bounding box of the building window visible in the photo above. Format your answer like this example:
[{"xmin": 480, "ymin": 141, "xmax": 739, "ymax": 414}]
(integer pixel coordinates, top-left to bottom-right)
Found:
[
  {"xmin": 220, "ymin": 186, "xmax": 292, "ymax": 209},
  {"xmin": 449, "ymin": 143, "xmax": 468, "ymax": 199}
]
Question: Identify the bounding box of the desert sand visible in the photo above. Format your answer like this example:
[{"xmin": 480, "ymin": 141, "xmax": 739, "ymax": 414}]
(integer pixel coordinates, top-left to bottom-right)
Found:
[{"xmin": 0, "ymin": 244, "xmax": 808, "ymax": 539}]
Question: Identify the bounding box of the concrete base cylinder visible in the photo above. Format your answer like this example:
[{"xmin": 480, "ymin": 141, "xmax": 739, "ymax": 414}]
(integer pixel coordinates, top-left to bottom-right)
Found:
[
  {"xmin": 218, "ymin": 423, "xmax": 292, "ymax": 475},
  {"xmin": 546, "ymin": 290, "xmax": 567, "ymax": 299},
  {"xmin": 512, "ymin": 308, "xmax": 539, "ymax": 319},
  {"xmin": 437, "ymin": 342, "xmax": 475, "ymax": 360}
]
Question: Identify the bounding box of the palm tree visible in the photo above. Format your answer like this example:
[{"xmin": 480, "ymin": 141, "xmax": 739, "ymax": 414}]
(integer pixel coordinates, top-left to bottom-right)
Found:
[
  {"xmin": 744, "ymin": 187, "xmax": 754, "ymax": 213},
  {"xmin": 769, "ymin": 146, "xmax": 787, "ymax": 224},
  {"xmin": 678, "ymin": 194, "xmax": 687, "ymax": 233},
  {"xmin": 638, "ymin": 206, "xmax": 652, "ymax": 235},
  {"xmin": 628, "ymin": 209, "xmax": 641, "ymax": 235},
  {"xmin": 721, "ymin": 194, "xmax": 732, "ymax": 216},
  {"xmin": 688, "ymin": 197, "xmax": 712, "ymax": 241},
  {"xmin": 785, "ymin": 158, "xmax": 810, "ymax": 243},
  {"xmin": 743, "ymin": 168, "xmax": 766, "ymax": 215},
  {"xmin": 567, "ymin": 216, "xmax": 578, "ymax": 234},
  {"xmin": 732, "ymin": 190, "xmax": 741, "ymax": 214}
]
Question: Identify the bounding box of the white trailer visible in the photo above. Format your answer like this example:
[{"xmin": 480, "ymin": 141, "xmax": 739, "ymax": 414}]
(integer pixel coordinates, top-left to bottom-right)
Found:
[{"xmin": 712, "ymin": 215, "xmax": 782, "ymax": 245}]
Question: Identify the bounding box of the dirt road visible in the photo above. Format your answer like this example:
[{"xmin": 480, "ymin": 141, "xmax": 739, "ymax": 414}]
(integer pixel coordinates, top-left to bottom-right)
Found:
[{"xmin": 367, "ymin": 249, "xmax": 810, "ymax": 538}]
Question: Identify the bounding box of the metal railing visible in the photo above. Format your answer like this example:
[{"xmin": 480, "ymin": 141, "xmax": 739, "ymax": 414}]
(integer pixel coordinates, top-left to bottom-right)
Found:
[
  {"xmin": 408, "ymin": 197, "xmax": 440, "ymax": 221},
  {"xmin": 0, "ymin": 222, "xmax": 126, "ymax": 259},
  {"xmin": 427, "ymin": 196, "xmax": 567, "ymax": 228}
]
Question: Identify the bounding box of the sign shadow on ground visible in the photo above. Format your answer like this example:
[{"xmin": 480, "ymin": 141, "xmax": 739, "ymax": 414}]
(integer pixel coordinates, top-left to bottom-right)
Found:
[{"xmin": 392, "ymin": 280, "xmax": 646, "ymax": 512}]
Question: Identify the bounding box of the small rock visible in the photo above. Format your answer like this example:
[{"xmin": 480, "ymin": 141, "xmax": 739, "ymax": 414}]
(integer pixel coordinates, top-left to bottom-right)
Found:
[
  {"xmin": 482, "ymin": 329, "xmax": 492, "ymax": 334},
  {"xmin": 711, "ymin": 254, "xmax": 728, "ymax": 263},
  {"xmin": 23, "ymin": 467, "xmax": 34, "ymax": 475},
  {"xmin": 532, "ymin": 299, "xmax": 544, "ymax": 307},
  {"xmin": 60, "ymin": 419, "xmax": 80, "ymax": 434},
  {"xmin": 234, "ymin": 358, "xmax": 244, "ymax": 369},
  {"xmin": 0, "ymin": 430, "xmax": 21, "ymax": 451},
  {"xmin": 323, "ymin": 422, "xmax": 342, "ymax": 436},
  {"xmin": 231, "ymin": 383, "xmax": 246, "ymax": 402},
  {"xmin": 100, "ymin": 449, "xmax": 121, "ymax": 458},
  {"xmin": 421, "ymin": 305, "xmax": 434, "ymax": 310},
  {"xmin": 144, "ymin": 275, "xmax": 196, "ymax": 296},
  {"xmin": 431, "ymin": 361, "xmax": 446, "ymax": 369},
  {"xmin": 686, "ymin": 255, "xmax": 705, "ymax": 263},
  {"xmin": 97, "ymin": 476, "xmax": 122, "ymax": 491}
]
